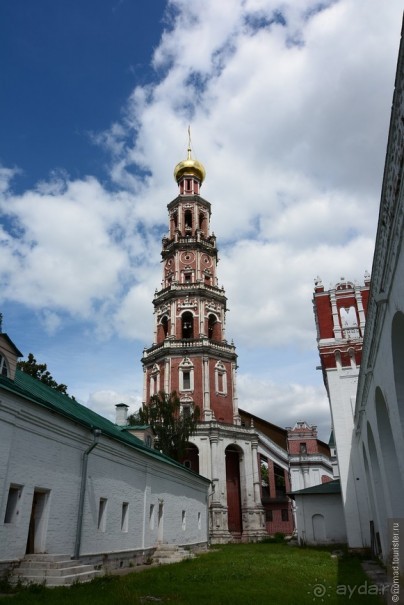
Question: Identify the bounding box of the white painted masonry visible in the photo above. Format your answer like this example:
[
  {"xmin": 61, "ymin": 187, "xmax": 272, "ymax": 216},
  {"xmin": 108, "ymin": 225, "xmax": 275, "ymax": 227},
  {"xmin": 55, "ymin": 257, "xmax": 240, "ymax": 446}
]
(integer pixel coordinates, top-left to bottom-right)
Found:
[
  {"xmin": 0, "ymin": 341, "xmax": 209, "ymax": 575},
  {"xmin": 293, "ymin": 485, "xmax": 347, "ymax": 546}
]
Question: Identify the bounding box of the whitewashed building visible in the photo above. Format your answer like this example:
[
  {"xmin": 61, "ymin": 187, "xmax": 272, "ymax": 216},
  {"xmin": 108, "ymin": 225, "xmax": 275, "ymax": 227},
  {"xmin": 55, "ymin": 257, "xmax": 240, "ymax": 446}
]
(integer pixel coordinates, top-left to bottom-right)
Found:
[
  {"xmin": 0, "ymin": 332, "xmax": 209, "ymax": 578},
  {"xmin": 290, "ymin": 480, "xmax": 347, "ymax": 546},
  {"xmin": 352, "ymin": 18, "xmax": 404, "ymax": 572}
]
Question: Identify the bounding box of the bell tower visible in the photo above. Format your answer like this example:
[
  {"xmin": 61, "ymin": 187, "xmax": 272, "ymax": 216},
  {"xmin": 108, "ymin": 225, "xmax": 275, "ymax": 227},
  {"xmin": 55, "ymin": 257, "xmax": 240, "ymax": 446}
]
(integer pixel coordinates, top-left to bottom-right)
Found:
[
  {"xmin": 142, "ymin": 137, "xmax": 267, "ymax": 543},
  {"xmin": 142, "ymin": 139, "xmax": 240, "ymax": 425}
]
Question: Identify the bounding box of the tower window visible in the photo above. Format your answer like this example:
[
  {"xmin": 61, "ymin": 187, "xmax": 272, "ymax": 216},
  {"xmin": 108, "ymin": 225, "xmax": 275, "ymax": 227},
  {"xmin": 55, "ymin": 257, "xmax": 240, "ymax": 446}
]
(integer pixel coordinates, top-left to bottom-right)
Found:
[
  {"xmin": 179, "ymin": 358, "xmax": 194, "ymax": 391},
  {"xmin": 161, "ymin": 316, "xmax": 169, "ymax": 338},
  {"xmin": 208, "ymin": 314, "xmax": 217, "ymax": 339},
  {"xmin": 182, "ymin": 371, "xmax": 191, "ymax": 390},
  {"xmin": 184, "ymin": 209, "xmax": 193, "ymax": 230},
  {"xmin": 214, "ymin": 361, "xmax": 227, "ymax": 395},
  {"xmin": 300, "ymin": 443, "xmax": 307, "ymax": 455},
  {"xmin": 184, "ymin": 272, "xmax": 192, "ymax": 284},
  {"xmin": 182, "ymin": 312, "xmax": 194, "ymax": 339}
]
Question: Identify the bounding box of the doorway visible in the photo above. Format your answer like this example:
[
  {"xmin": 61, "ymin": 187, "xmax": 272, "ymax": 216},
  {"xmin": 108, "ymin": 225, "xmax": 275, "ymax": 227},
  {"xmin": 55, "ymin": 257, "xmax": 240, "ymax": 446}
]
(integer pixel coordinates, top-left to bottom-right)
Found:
[
  {"xmin": 225, "ymin": 446, "xmax": 243, "ymax": 534},
  {"xmin": 26, "ymin": 489, "xmax": 50, "ymax": 554}
]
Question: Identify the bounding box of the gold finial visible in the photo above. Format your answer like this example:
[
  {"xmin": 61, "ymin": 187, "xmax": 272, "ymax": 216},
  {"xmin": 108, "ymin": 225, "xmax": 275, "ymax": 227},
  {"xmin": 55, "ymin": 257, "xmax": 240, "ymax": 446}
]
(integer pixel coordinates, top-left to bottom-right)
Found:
[
  {"xmin": 187, "ymin": 125, "xmax": 192, "ymax": 160},
  {"xmin": 173, "ymin": 127, "xmax": 206, "ymax": 184}
]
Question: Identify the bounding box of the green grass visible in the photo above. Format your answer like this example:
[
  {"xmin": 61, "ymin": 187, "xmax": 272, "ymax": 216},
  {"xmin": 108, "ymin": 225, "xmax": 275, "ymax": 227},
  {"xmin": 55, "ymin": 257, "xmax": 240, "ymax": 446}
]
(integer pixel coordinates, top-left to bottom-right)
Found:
[{"xmin": 0, "ymin": 543, "xmax": 384, "ymax": 605}]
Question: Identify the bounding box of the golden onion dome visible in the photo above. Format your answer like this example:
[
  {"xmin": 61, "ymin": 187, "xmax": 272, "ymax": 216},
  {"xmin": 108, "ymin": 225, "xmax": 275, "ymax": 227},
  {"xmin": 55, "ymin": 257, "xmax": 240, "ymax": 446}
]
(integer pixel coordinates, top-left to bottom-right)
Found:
[{"xmin": 174, "ymin": 144, "xmax": 206, "ymax": 184}]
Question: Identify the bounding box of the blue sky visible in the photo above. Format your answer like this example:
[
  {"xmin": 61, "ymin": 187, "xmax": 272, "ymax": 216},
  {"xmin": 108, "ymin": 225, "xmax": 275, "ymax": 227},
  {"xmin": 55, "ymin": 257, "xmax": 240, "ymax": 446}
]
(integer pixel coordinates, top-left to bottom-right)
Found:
[{"xmin": 1, "ymin": 0, "xmax": 402, "ymax": 440}]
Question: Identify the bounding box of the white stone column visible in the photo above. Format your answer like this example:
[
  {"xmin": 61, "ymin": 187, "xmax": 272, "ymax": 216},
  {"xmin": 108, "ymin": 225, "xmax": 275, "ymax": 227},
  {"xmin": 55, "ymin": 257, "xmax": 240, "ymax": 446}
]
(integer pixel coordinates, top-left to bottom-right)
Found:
[
  {"xmin": 251, "ymin": 440, "xmax": 261, "ymax": 504},
  {"xmin": 330, "ymin": 290, "xmax": 342, "ymax": 339},
  {"xmin": 210, "ymin": 433, "xmax": 220, "ymax": 500},
  {"xmin": 170, "ymin": 301, "xmax": 176, "ymax": 337},
  {"xmin": 232, "ymin": 362, "xmax": 240, "ymax": 424},
  {"xmin": 203, "ymin": 356, "xmax": 213, "ymax": 420},
  {"xmin": 354, "ymin": 286, "xmax": 366, "ymax": 335},
  {"xmin": 153, "ymin": 310, "xmax": 158, "ymax": 344},
  {"xmin": 142, "ymin": 366, "xmax": 147, "ymax": 406},
  {"xmin": 164, "ymin": 358, "xmax": 170, "ymax": 394},
  {"xmin": 199, "ymin": 299, "xmax": 205, "ymax": 336}
]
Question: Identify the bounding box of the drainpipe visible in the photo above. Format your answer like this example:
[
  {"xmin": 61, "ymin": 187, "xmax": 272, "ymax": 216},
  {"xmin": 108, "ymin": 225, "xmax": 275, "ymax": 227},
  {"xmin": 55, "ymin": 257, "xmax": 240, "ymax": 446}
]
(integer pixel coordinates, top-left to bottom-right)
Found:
[{"xmin": 74, "ymin": 429, "xmax": 101, "ymax": 559}]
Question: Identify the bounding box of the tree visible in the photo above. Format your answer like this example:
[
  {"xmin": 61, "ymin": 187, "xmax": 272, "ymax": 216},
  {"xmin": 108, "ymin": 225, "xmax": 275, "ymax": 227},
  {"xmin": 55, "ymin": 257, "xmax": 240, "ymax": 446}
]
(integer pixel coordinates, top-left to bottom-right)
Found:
[
  {"xmin": 17, "ymin": 353, "xmax": 68, "ymax": 394},
  {"xmin": 128, "ymin": 391, "xmax": 200, "ymax": 461}
]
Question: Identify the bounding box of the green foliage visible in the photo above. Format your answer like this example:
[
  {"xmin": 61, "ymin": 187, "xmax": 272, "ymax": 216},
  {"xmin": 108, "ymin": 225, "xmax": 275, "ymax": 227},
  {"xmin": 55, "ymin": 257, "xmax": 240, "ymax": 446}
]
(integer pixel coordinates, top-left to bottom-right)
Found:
[
  {"xmin": 17, "ymin": 353, "xmax": 68, "ymax": 394},
  {"xmin": 127, "ymin": 391, "xmax": 200, "ymax": 461}
]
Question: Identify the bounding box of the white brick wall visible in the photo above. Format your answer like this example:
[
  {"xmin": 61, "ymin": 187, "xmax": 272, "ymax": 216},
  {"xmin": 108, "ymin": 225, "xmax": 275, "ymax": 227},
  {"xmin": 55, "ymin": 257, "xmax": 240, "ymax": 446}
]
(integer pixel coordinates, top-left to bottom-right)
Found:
[{"xmin": 0, "ymin": 390, "xmax": 209, "ymax": 564}]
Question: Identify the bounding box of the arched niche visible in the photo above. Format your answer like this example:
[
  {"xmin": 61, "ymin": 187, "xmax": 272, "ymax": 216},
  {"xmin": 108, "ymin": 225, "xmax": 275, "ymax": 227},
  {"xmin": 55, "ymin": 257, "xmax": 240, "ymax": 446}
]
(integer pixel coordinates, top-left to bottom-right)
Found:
[
  {"xmin": 392, "ymin": 311, "xmax": 404, "ymax": 434},
  {"xmin": 375, "ymin": 387, "xmax": 404, "ymax": 514}
]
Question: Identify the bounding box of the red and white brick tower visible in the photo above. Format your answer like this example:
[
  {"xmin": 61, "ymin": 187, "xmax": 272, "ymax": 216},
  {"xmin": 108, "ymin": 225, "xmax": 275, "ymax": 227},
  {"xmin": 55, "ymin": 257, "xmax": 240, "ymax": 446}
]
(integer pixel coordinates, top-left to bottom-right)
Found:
[
  {"xmin": 312, "ymin": 275, "xmax": 371, "ymax": 548},
  {"xmin": 142, "ymin": 142, "xmax": 239, "ymax": 425},
  {"xmin": 142, "ymin": 141, "xmax": 266, "ymax": 543}
]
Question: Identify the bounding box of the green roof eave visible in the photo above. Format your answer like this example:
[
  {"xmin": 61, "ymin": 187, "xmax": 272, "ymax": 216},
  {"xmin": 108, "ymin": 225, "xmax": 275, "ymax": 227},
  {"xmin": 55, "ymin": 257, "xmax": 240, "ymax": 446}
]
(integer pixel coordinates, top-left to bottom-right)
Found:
[
  {"xmin": 0, "ymin": 371, "xmax": 209, "ymax": 482},
  {"xmin": 289, "ymin": 479, "xmax": 341, "ymax": 498}
]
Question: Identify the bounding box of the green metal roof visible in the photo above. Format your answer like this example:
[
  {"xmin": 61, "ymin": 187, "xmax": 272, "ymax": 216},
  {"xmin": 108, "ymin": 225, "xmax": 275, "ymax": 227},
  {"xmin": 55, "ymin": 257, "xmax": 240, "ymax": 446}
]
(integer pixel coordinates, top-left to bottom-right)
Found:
[
  {"xmin": 0, "ymin": 370, "xmax": 209, "ymax": 482},
  {"xmin": 289, "ymin": 479, "xmax": 341, "ymax": 497}
]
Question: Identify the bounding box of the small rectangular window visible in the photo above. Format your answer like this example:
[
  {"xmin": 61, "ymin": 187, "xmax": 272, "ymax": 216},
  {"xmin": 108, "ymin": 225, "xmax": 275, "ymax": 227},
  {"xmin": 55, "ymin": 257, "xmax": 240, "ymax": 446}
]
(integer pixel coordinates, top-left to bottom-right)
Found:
[
  {"xmin": 121, "ymin": 502, "xmax": 129, "ymax": 532},
  {"xmin": 198, "ymin": 512, "xmax": 201, "ymax": 530},
  {"xmin": 266, "ymin": 509, "xmax": 273, "ymax": 522},
  {"xmin": 182, "ymin": 510, "xmax": 186, "ymax": 531},
  {"xmin": 300, "ymin": 443, "xmax": 307, "ymax": 454},
  {"xmin": 183, "ymin": 371, "xmax": 191, "ymax": 390},
  {"xmin": 98, "ymin": 498, "xmax": 107, "ymax": 532},
  {"xmin": 281, "ymin": 509, "xmax": 289, "ymax": 522},
  {"xmin": 149, "ymin": 504, "xmax": 155, "ymax": 530},
  {"xmin": 4, "ymin": 485, "xmax": 23, "ymax": 524}
]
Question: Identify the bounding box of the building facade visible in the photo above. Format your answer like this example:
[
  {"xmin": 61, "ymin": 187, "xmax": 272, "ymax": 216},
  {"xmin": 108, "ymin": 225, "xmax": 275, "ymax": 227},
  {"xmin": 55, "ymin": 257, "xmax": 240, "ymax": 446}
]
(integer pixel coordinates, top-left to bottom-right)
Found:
[
  {"xmin": 286, "ymin": 421, "xmax": 333, "ymax": 492},
  {"xmin": 352, "ymin": 17, "xmax": 404, "ymax": 571},
  {"xmin": 312, "ymin": 276, "xmax": 371, "ymax": 549},
  {"xmin": 0, "ymin": 332, "xmax": 209, "ymax": 577}
]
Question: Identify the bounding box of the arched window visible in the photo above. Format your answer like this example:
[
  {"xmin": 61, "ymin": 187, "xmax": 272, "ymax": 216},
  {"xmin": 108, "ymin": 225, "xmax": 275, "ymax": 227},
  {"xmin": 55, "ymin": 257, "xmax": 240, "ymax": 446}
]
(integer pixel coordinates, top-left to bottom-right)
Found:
[
  {"xmin": 199, "ymin": 212, "xmax": 206, "ymax": 233},
  {"xmin": 182, "ymin": 312, "xmax": 194, "ymax": 339},
  {"xmin": 335, "ymin": 350, "xmax": 342, "ymax": 370},
  {"xmin": 215, "ymin": 361, "xmax": 227, "ymax": 395},
  {"xmin": 184, "ymin": 209, "xmax": 193, "ymax": 231},
  {"xmin": 161, "ymin": 315, "xmax": 169, "ymax": 338},
  {"xmin": 0, "ymin": 354, "xmax": 8, "ymax": 377},
  {"xmin": 348, "ymin": 348, "xmax": 356, "ymax": 369},
  {"xmin": 179, "ymin": 358, "xmax": 194, "ymax": 392},
  {"xmin": 149, "ymin": 364, "xmax": 160, "ymax": 397},
  {"xmin": 208, "ymin": 314, "xmax": 216, "ymax": 339}
]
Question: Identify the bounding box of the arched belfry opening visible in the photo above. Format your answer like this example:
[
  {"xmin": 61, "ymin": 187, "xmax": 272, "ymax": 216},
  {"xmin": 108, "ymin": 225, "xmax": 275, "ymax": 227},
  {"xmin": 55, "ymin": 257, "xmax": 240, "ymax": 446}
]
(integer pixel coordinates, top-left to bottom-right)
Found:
[
  {"xmin": 184, "ymin": 209, "xmax": 193, "ymax": 233},
  {"xmin": 182, "ymin": 312, "xmax": 194, "ymax": 339},
  {"xmin": 161, "ymin": 315, "xmax": 169, "ymax": 338},
  {"xmin": 208, "ymin": 314, "xmax": 221, "ymax": 340},
  {"xmin": 225, "ymin": 445, "xmax": 243, "ymax": 535}
]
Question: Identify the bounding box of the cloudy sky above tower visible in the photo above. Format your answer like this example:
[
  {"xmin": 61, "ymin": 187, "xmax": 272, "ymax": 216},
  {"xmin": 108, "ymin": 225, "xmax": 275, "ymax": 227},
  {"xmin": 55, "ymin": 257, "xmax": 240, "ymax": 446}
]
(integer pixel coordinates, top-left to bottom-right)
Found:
[{"xmin": 0, "ymin": 0, "xmax": 402, "ymax": 440}]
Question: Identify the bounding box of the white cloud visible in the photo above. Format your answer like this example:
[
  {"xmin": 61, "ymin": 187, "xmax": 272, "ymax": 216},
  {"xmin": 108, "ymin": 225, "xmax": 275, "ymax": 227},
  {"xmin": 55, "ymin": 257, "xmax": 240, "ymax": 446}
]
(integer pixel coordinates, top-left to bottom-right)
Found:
[
  {"xmin": 86, "ymin": 389, "xmax": 142, "ymax": 422},
  {"xmin": 237, "ymin": 373, "xmax": 331, "ymax": 440},
  {"xmin": 1, "ymin": 0, "xmax": 402, "ymax": 431}
]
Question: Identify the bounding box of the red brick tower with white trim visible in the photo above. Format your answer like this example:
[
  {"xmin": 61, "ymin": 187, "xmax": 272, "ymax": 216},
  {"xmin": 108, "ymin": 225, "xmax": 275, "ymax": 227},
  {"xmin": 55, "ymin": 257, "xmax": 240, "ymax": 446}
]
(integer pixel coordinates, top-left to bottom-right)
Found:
[
  {"xmin": 312, "ymin": 274, "xmax": 371, "ymax": 548},
  {"xmin": 141, "ymin": 141, "xmax": 267, "ymax": 543},
  {"xmin": 142, "ymin": 143, "xmax": 240, "ymax": 426}
]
